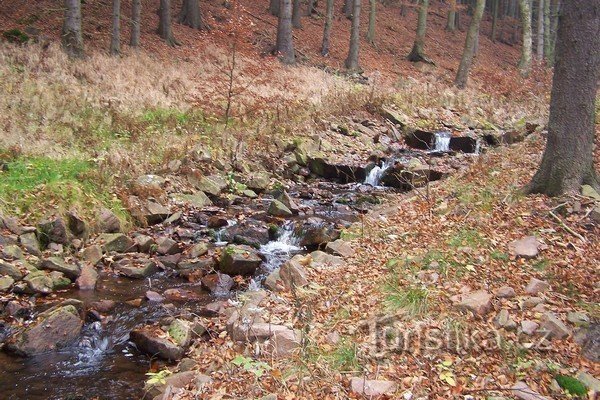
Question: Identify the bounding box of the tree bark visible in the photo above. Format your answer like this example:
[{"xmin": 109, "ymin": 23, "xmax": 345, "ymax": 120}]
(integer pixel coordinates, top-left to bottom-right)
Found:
[
  {"xmin": 526, "ymin": 0, "xmax": 600, "ymax": 196},
  {"xmin": 270, "ymin": 0, "xmax": 280, "ymax": 16},
  {"xmin": 542, "ymin": 0, "xmax": 550, "ymax": 63},
  {"xmin": 518, "ymin": 0, "xmax": 532, "ymax": 77},
  {"xmin": 130, "ymin": 0, "xmax": 141, "ymax": 47},
  {"xmin": 547, "ymin": 0, "xmax": 560, "ymax": 65},
  {"xmin": 276, "ymin": 0, "xmax": 295, "ymax": 64},
  {"xmin": 321, "ymin": 0, "xmax": 334, "ymax": 56},
  {"xmin": 407, "ymin": 0, "xmax": 431, "ymax": 63},
  {"xmin": 345, "ymin": 0, "xmax": 361, "ymax": 71},
  {"xmin": 292, "ymin": 0, "xmax": 302, "ymax": 28},
  {"xmin": 536, "ymin": 0, "xmax": 544, "ymax": 58},
  {"xmin": 178, "ymin": 0, "xmax": 206, "ymax": 30},
  {"xmin": 62, "ymin": 0, "xmax": 84, "ymax": 58},
  {"xmin": 306, "ymin": 0, "xmax": 317, "ymax": 16},
  {"xmin": 491, "ymin": 0, "xmax": 499, "ymax": 42},
  {"xmin": 455, "ymin": 0, "xmax": 485, "ymax": 88},
  {"xmin": 110, "ymin": 0, "xmax": 121, "ymax": 55},
  {"xmin": 343, "ymin": 0, "xmax": 353, "ymax": 18},
  {"xmin": 158, "ymin": 0, "xmax": 177, "ymax": 46},
  {"xmin": 446, "ymin": 0, "xmax": 457, "ymax": 31},
  {"xmin": 367, "ymin": 0, "xmax": 376, "ymax": 44}
]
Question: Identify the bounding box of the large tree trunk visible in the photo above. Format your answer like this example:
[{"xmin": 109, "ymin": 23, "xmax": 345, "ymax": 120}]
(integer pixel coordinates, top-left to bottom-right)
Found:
[
  {"xmin": 178, "ymin": 0, "xmax": 206, "ymax": 30},
  {"xmin": 158, "ymin": 0, "xmax": 177, "ymax": 46},
  {"xmin": 306, "ymin": 0, "xmax": 317, "ymax": 16},
  {"xmin": 110, "ymin": 0, "xmax": 121, "ymax": 55},
  {"xmin": 62, "ymin": 0, "xmax": 84, "ymax": 58},
  {"xmin": 491, "ymin": 0, "xmax": 499, "ymax": 42},
  {"xmin": 292, "ymin": 0, "xmax": 302, "ymax": 28},
  {"xmin": 407, "ymin": 0, "xmax": 431, "ymax": 63},
  {"xmin": 547, "ymin": 0, "xmax": 560, "ymax": 65},
  {"xmin": 130, "ymin": 0, "xmax": 141, "ymax": 47},
  {"xmin": 446, "ymin": 0, "xmax": 457, "ymax": 31},
  {"xmin": 454, "ymin": 0, "xmax": 485, "ymax": 88},
  {"xmin": 542, "ymin": 0, "xmax": 550, "ymax": 63},
  {"xmin": 276, "ymin": 0, "xmax": 295, "ymax": 64},
  {"xmin": 343, "ymin": 0, "xmax": 353, "ymax": 19},
  {"xmin": 536, "ymin": 0, "xmax": 544, "ymax": 58},
  {"xmin": 321, "ymin": 0, "xmax": 334, "ymax": 56},
  {"xmin": 518, "ymin": 0, "xmax": 532, "ymax": 77},
  {"xmin": 270, "ymin": 0, "xmax": 280, "ymax": 16},
  {"xmin": 526, "ymin": 0, "xmax": 600, "ymax": 196},
  {"xmin": 367, "ymin": 0, "xmax": 376, "ymax": 44},
  {"xmin": 345, "ymin": 0, "xmax": 361, "ymax": 71}
]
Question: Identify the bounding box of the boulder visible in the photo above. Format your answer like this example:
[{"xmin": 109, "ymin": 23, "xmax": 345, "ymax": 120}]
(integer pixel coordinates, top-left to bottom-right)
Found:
[
  {"xmin": 539, "ymin": 312, "xmax": 571, "ymax": 340},
  {"xmin": 177, "ymin": 257, "xmax": 213, "ymax": 278},
  {"xmin": 511, "ymin": 382, "xmax": 550, "ymax": 400},
  {"xmin": 172, "ymin": 192, "xmax": 213, "ymax": 208},
  {"xmin": 268, "ymin": 200, "xmax": 293, "ymax": 217},
  {"xmin": 582, "ymin": 323, "xmax": 599, "ymax": 362},
  {"xmin": 275, "ymin": 191, "xmax": 300, "ymax": 213},
  {"xmin": 495, "ymin": 286, "xmax": 516, "ymax": 298},
  {"xmin": 82, "ymin": 245, "xmax": 103, "ymax": 265},
  {"xmin": 350, "ymin": 378, "xmax": 397, "ymax": 397},
  {"xmin": 279, "ymin": 256, "xmax": 309, "ymax": 290},
  {"xmin": 144, "ymin": 201, "xmax": 171, "ymax": 225},
  {"xmin": 197, "ymin": 175, "xmax": 227, "ymax": 196},
  {"xmin": 50, "ymin": 271, "xmax": 71, "ymax": 289},
  {"xmin": 38, "ymin": 217, "xmax": 69, "ymax": 245},
  {"xmin": 1, "ymin": 245, "xmax": 23, "ymax": 260},
  {"xmin": 495, "ymin": 309, "xmax": 517, "ymax": 330},
  {"xmin": 245, "ymin": 172, "xmax": 271, "ymax": 192},
  {"xmin": 0, "ymin": 275, "xmax": 14, "ymax": 292},
  {"xmin": 226, "ymin": 222, "xmax": 270, "ymax": 248},
  {"xmin": 508, "ymin": 236, "xmax": 540, "ymax": 259},
  {"xmin": 130, "ymin": 326, "xmax": 185, "ymax": 361},
  {"xmin": 76, "ymin": 264, "xmax": 98, "ymax": 290},
  {"xmin": 325, "ymin": 239, "xmax": 355, "ymax": 257},
  {"xmin": 114, "ymin": 258, "xmax": 158, "ymax": 279},
  {"xmin": 100, "ymin": 233, "xmax": 135, "ymax": 253},
  {"xmin": 207, "ymin": 216, "xmax": 229, "ymax": 229},
  {"xmin": 145, "ymin": 371, "xmax": 207, "ymax": 398},
  {"xmin": 134, "ymin": 174, "xmax": 166, "ymax": 191},
  {"xmin": 521, "ymin": 320, "xmax": 539, "ymax": 336},
  {"xmin": 5, "ymin": 304, "xmax": 83, "ymax": 356},
  {"xmin": 454, "ymin": 291, "xmax": 493, "ymax": 316},
  {"xmin": 264, "ymin": 269, "xmax": 283, "ymax": 292},
  {"xmin": 134, "ymin": 235, "xmax": 156, "ymax": 253},
  {"xmin": 404, "ymin": 129, "xmax": 435, "ymax": 150},
  {"xmin": 271, "ymin": 328, "xmax": 301, "ymax": 357},
  {"xmin": 0, "ymin": 260, "xmax": 24, "ymax": 280},
  {"xmin": 566, "ymin": 311, "xmax": 590, "ymax": 327},
  {"xmin": 40, "ymin": 257, "xmax": 81, "ymax": 280},
  {"xmin": 189, "ymin": 242, "xmax": 209, "ymax": 258},
  {"xmin": 380, "ymin": 106, "xmax": 408, "ymax": 128},
  {"xmin": 145, "ymin": 290, "xmax": 164, "ymax": 302},
  {"xmin": 201, "ymin": 273, "xmax": 234, "ymax": 296},
  {"xmin": 22, "ymin": 270, "xmax": 55, "ymax": 294},
  {"xmin": 296, "ymin": 218, "xmax": 340, "ymax": 247},
  {"xmin": 310, "ymin": 250, "xmax": 344, "ymax": 269},
  {"xmin": 156, "ymin": 237, "xmax": 181, "ymax": 255},
  {"xmin": 525, "ymin": 278, "xmax": 550, "ymax": 295},
  {"xmin": 308, "ymin": 157, "xmax": 366, "ymax": 183},
  {"xmin": 66, "ymin": 211, "xmax": 88, "ymax": 238},
  {"xmin": 97, "ymin": 208, "xmax": 121, "ymax": 233},
  {"xmin": 19, "ymin": 232, "xmax": 41, "ymax": 256},
  {"xmin": 582, "ymin": 185, "xmax": 600, "ymax": 201},
  {"xmin": 219, "ymin": 245, "xmax": 262, "ymax": 276}
]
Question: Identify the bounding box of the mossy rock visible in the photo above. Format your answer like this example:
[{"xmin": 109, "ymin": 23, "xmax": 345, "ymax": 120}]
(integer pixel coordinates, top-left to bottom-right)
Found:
[
  {"xmin": 2, "ymin": 29, "xmax": 30, "ymax": 44},
  {"xmin": 555, "ymin": 375, "xmax": 587, "ymax": 396}
]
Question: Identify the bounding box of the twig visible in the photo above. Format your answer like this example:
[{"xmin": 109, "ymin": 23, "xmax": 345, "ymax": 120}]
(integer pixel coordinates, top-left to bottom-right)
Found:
[{"xmin": 549, "ymin": 211, "xmax": 586, "ymax": 242}]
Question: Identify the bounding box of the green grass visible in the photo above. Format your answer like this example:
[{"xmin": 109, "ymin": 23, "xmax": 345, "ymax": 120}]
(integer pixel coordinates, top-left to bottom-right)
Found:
[
  {"xmin": 447, "ymin": 228, "xmax": 485, "ymax": 248},
  {"xmin": 383, "ymin": 265, "xmax": 430, "ymax": 316},
  {"xmin": 328, "ymin": 340, "xmax": 362, "ymax": 372},
  {"xmin": 490, "ymin": 250, "xmax": 510, "ymax": 261}
]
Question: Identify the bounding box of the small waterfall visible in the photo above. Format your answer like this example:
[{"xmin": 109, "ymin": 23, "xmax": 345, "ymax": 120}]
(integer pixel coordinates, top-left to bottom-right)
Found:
[
  {"xmin": 259, "ymin": 221, "xmax": 302, "ymax": 274},
  {"xmin": 364, "ymin": 159, "xmax": 393, "ymax": 187},
  {"xmin": 433, "ymin": 131, "xmax": 451, "ymax": 152},
  {"xmin": 214, "ymin": 219, "xmax": 237, "ymax": 246}
]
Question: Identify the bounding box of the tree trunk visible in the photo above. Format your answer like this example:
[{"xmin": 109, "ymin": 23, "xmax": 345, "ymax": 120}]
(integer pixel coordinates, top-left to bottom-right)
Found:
[
  {"xmin": 518, "ymin": 0, "xmax": 532, "ymax": 77},
  {"xmin": 446, "ymin": 0, "xmax": 457, "ymax": 31},
  {"xmin": 130, "ymin": 0, "xmax": 141, "ymax": 47},
  {"xmin": 276, "ymin": 0, "xmax": 295, "ymax": 64},
  {"xmin": 178, "ymin": 0, "xmax": 206, "ymax": 30},
  {"xmin": 367, "ymin": 0, "xmax": 376, "ymax": 44},
  {"xmin": 407, "ymin": 0, "xmax": 431, "ymax": 63},
  {"xmin": 62, "ymin": 0, "xmax": 84, "ymax": 58},
  {"xmin": 455, "ymin": 0, "xmax": 485, "ymax": 88},
  {"xmin": 345, "ymin": 0, "xmax": 361, "ymax": 71},
  {"xmin": 542, "ymin": 0, "xmax": 550, "ymax": 63},
  {"xmin": 321, "ymin": 0, "xmax": 334, "ymax": 56},
  {"xmin": 110, "ymin": 0, "xmax": 121, "ymax": 55},
  {"xmin": 526, "ymin": 0, "xmax": 599, "ymax": 196},
  {"xmin": 158, "ymin": 0, "xmax": 177, "ymax": 46},
  {"xmin": 292, "ymin": 0, "xmax": 302, "ymax": 28},
  {"xmin": 536, "ymin": 0, "xmax": 544, "ymax": 58},
  {"xmin": 270, "ymin": 0, "xmax": 280, "ymax": 16},
  {"xmin": 491, "ymin": 0, "xmax": 499, "ymax": 42},
  {"xmin": 343, "ymin": 0, "xmax": 353, "ymax": 18},
  {"xmin": 547, "ymin": 0, "xmax": 560, "ymax": 65},
  {"xmin": 306, "ymin": 0, "xmax": 317, "ymax": 16}
]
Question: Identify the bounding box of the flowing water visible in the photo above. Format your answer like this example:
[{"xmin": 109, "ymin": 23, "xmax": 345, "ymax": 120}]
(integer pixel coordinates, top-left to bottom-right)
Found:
[
  {"xmin": 433, "ymin": 131, "xmax": 452, "ymax": 152},
  {"xmin": 364, "ymin": 159, "xmax": 394, "ymax": 187},
  {"xmin": 258, "ymin": 221, "xmax": 303, "ymax": 276}
]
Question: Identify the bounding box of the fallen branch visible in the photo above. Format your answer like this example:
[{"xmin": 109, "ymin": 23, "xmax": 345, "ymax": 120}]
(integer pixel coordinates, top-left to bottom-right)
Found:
[{"xmin": 549, "ymin": 211, "xmax": 586, "ymax": 242}]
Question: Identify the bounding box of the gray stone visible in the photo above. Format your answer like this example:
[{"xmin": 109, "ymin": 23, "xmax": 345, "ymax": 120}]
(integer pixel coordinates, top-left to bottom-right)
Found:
[
  {"xmin": 172, "ymin": 192, "xmax": 213, "ymax": 208},
  {"xmin": 577, "ymin": 371, "xmax": 600, "ymax": 393},
  {"xmin": 271, "ymin": 328, "xmax": 301, "ymax": 357},
  {"xmin": 245, "ymin": 172, "xmax": 271, "ymax": 192},
  {"xmin": 525, "ymin": 278, "xmax": 550, "ymax": 295},
  {"xmin": 82, "ymin": 245, "xmax": 103, "ymax": 265},
  {"xmin": 242, "ymin": 189, "xmax": 258, "ymax": 198},
  {"xmin": 100, "ymin": 233, "xmax": 135, "ymax": 253},
  {"xmin": 279, "ymin": 255, "xmax": 309, "ymax": 290},
  {"xmin": 1, "ymin": 245, "xmax": 23, "ymax": 260},
  {"xmin": 66, "ymin": 210, "xmax": 88, "ymax": 238},
  {"xmin": 521, "ymin": 320, "xmax": 539, "ymax": 335},
  {"xmin": 5, "ymin": 305, "xmax": 83, "ymax": 356},
  {"xmin": 310, "ymin": 250, "xmax": 344, "ymax": 269},
  {"xmin": 264, "ymin": 269, "xmax": 283, "ymax": 292},
  {"xmin": 40, "ymin": 257, "xmax": 80, "ymax": 279},
  {"xmin": 0, "ymin": 275, "xmax": 14, "ymax": 291},
  {"xmin": 582, "ymin": 185, "xmax": 600, "ymax": 201},
  {"xmin": 522, "ymin": 296, "xmax": 544, "ymax": 309},
  {"xmin": 97, "ymin": 208, "xmax": 121, "ymax": 233},
  {"xmin": 325, "ymin": 239, "xmax": 355, "ymax": 257},
  {"xmin": 197, "ymin": 175, "xmax": 227, "ymax": 196},
  {"xmin": 511, "ymin": 382, "xmax": 550, "ymax": 400},
  {"xmin": 0, "ymin": 260, "xmax": 24, "ymax": 280},
  {"xmin": 275, "ymin": 191, "xmax": 299, "ymax": 213},
  {"xmin": 455, "ymin": 291, "xmax": 493, "ymax": 316},
  {"xmin": 145, "ymin": 290, "xmax": 164, "ymax": 302},
  {"xmin": 539, "ymin": 312, "xmax": 571, "ymax": 340},
  {"xmin": 135, "ymin": 174, "xmax": 166, "ymax": 189},
  {"xmin": 189, "ymin": 242, "xmax": 208, "ymax": 258},
  {"xmin": 508, "ymin": 236, "xmax": 540, "ymax": 259},
  {"xmin": 49, "ymin": 271, "xmax": 71, "ymax": 289},
  {"xmin": 145, "ymin": 371, "xmax": 201, "ymax": 398},
  {"xmin": 114, "ymin": 258, "xmax": 158, "ymax": 279},
  {"xmin": 350, "ymin": 377, "xmax": 397, "ymax": 397},
  {"xmin": 201, "ymin": 273, "xmax": 234, "ymax": 296},
  {"xmin": 495, "ymin": 286, "xmax": 516, "ymax": 298},
  {"xmin": 144, "ymin": 201, "xmax": 171, "ymax": 225},
  {"xmin": 23, "ymin": 270, "xmax": 54, "ymax": 294},
  {"xmin": 268, "ymin": 200, "xmax": 293, "ymax": 217},
  {"xmin": 219, "ymin": 245, "xmax": 262, "ymax": 276},
  {"xmin": 38, "ymin": 217, "xmax": 69, "ymax": 245},
  {"xmin": 581, "ymin": 323, "xmax": 599, "ymax": 362},
  {"xmin": 296, "ymin": 218, "xmax": 340, "ymax": 247},
  {"xmin": 130, "ymin": 326, "xmax": 186, "ymax": 361},
  {"xmin": 177, "ymin": 258, "xmax": 213, "ymax": 278},
  {"xmin": 156, "ymin": 237, "xmax": 180, "ymax": 255},
  {"xmin": 566, "ymin": 311, "xmax": 590, "ymax": 327},
  {"xmin": 76, "ymin": 264, "xmax": 98, "ymax": 290},
  {"xmin": 19, "ymin": 232, "xmax": 41, "ymax": 256},
  {"xmin": 495, "ymin": 309, "xmax": 516, "ymax": 330}
]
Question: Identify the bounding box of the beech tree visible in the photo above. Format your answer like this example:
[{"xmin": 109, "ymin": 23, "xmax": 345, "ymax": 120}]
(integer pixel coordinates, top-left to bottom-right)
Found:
[
  {"xmin": 536, "ymin": 0, "xmax": 544, "ymax": 59},
  {"xmin": 455, "ymin": 0, "xmax": 485, "ymax": 88},
  {"xmin": 446, "ymin": 0, "xmax": 457, "ymax": 31},
  {"xmin": 110, "ymin": 0, "xmax": 121, "ymax": 55},
  {"xmin": 526, "ymin": 0, "xmax": 599, "ymax": 196},
  {"xmin": 345, "ymin": 0, "xmax": 361, "ymax": 71},
  {"xmin": 321, "ymin": 0, "xmax": 334, "ymax": 56},
  {"xmin": 343, "ymin": 0, "xmax": 353, "ymax": 19},
  {"xmin": 276, "ymin": 0, "xmax": 295, "ymax": 64},
  {"xmin": 269, "ymin": 0, "xmax": 280, "ymax": 16},
  {"xmin": 292, "ymin": 0, "xmax": 302, "ymax": 28},
  {"xmin": 158, "ymin": 0, "xmax": 177, "ymax": 46},
  {"xmin": 407, "ymin": 0, "xmax": 432, "ymax": 63},
  {"xmin": 130, "ymin": 0, "xmax": 141, "ymax": 47},
  {"xmin": 367, "ymin": 0, "xmax": 376, "ymax": 44},
  {"xmin": 62, "ymin": 0, "xmax": 84, "ymax": 58},
  {"xmin": 518, "ymin": 0, "xmax": 532, "ymax": 76},
  {"xmin": 491, "ymin": 0, "xmax": 499, "ymax": 42},
  {"xmin": 179, "ymin": 0, "xmax": 207, "ymax": 30},
  {"xmin": 543, "ymin": 0, "xmax": 550, "ymax": 62}
]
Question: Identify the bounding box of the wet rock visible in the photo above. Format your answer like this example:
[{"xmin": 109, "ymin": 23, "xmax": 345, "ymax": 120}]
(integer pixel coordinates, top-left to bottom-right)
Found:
[
  {"xmin": 0, "ymin": 260, "xmax": 24, "ymax": 280},
  {"xmin": 276, "ymin": 191, "xmax": 300, "ymax": 213},
  {"xmin": 145, "ymin": 290, "xmax": 164, "ymax": 302},
  {"xmin": 508, "ymin": 236, "xmax": 540, "ymax": 259},
  {"xmin": 90, "ymin": 299, "xmax": 117, "ymax": 313},
  {"xmin": 177, "ymin": 257, "xmax": 213, "ymax": 278},
  {"xmin": 133, "ymin": 235, "xmax": 156, "ymax": 253},
  {"xmin": 450, "ymin": 136, "xmax": 478, "ymax": 153},
  {"xmin": 38, "ymin": 217, "xmax": 69, "ymax": 245},
  {"xmin": 22, "ymin": 270, "xmax": 54, "ymax": 294},
  {"xmin": 308, "ymin": 157, "xmax": 366, "ymax": 183},
  {"xmin": 207, "ymin": 216, "xmax": 228, "ymax": 229},
  {"xmin": 66, "ymin": 211, "xmax": 88, "ymax": 238},
  {"xmin": 50, "ymin": 271, "xmax": 71, "ymax": 289},
  {"xmin": 566, "ymin": 311, "xmax": 590, "ymax": 327},
  {"xmin": 539, "ymin": 312, "xmax": 571, "ymax": 340},
  {"xmin": 279, "ymin": 255, "xmax": 309, "ymax": 290},
  {"xmin": 82, "ymin": 245, "xmax": 103, "ymax": 265},
  {"xmin": 130, "ymin": 326, "xmax": 185, "ymax": 361},
  {"xmin": 350, "ymin": 377, "xmax": 397, "ymax": 397},
  {"xmin": 325, "ymin": 239, "xmax": 355, "ymax": 257},
  {"xmin": 76, "ymin": 264, "xmax": 98, "ymax": 290},
  {"xmin": 201, "ymin": 273, "xmax": 234, "ymax": 296},
  {"xmin": 495, "ymin": 286, "xmax": 516, "ymax": 298},
  {"xmin": 404, "ymin": 129, "xmax": 435, "ymax": 150},
  {"xmin": 156, "ymin": 237, "xmax": 181, "ymax": 255},
  {"xmin": 172, "ymin": 192, "xmax": 213, "ymax": 208},
  {"xmin": 525, "ymin": 277, "xmax": 550, "ymax": 295},
  {"xmin": 163, "ymin": 288, "xmax": 205, "ymax": 302},
  {"xmin": 189, "ymin": 242, "xmax": 208, "ymax": 258},
  {"xmin": 144, "ymin": 201, "xmax": 171, "ymax": 225},
  {"xmin": 114, "ymin": 258, "xmax": 158, "ymax": 279},
  {"xmin": 310, "ymin": 250, "xmax": 344, "ymax": 269},
  {"xmin": 454, "ymin": 290, "xmax": 493, "ymax": 316},
  {"xmin": 0, "ymin": 275, "xmax": 14, "ymax": 292},
  {"xmin": 245, "ymin": 172, "xmax": 271, "ymax": 192},
  {"xmin": 97, "ymin": 208, "xmax": 121, "ymax": 233},
  {"xmin": 264, "ymin": 269, "xmax": 283, "ymax": 292},
  {"xmin": 100, "ymin": 233, "xmax": 136, "ymax": 253},
  {"xmin": 228, "ymin": 222, "xmax": 270, "ymax": 248},
  {"xmin": 5, "ymin": 304, "xmax": 83, "ymax": 356},
  {"xmin": 197, "ymin": 175, "xmax": 227, "ymax": 196},
  {"xmin": 1, "ymin": 245, "xmax": 23, "ymax": 260},
  {"xmin": 219, "ymin": 245, "xmax": 262, "ymax": 276},
  {"xmin": 296, "ymin": 218, "xmax": 340, "ymax": 247},
  {"xmin": 40, "ymin": 257, "xmax": 80, "ymax": 279},
  {"xmin": 268, "ymin": 200, "xmax": 293, "ymax": 217},
  {"xmin": 19, "ymin": 232, "xmax": 41, "ymax": 256},
  {"xmin": 511, "ymin": 381, "xmax": 550, "ymax": 400},
  {"xmin": 157, "ymin": 254, "xmax": 182, "ymax": 269}
]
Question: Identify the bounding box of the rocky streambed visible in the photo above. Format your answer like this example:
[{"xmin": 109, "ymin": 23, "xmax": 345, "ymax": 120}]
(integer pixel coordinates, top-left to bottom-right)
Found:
[{"xmin": 0, "ymin": 120, "xmax": 520, "ymax": 399}]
